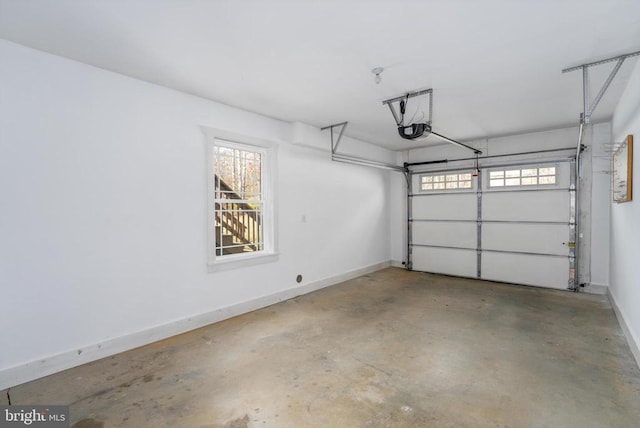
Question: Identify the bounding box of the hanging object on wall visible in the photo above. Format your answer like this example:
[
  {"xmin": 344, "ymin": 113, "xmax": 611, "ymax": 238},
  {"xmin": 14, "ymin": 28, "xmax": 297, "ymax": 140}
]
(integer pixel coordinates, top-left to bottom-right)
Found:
[
  {"xmin": 382, "ymin": 88, "xmax": 482, "ymax": 154},
  {"xmin": 612, "ymin": 134, "xmax": 633, "ymax": 203}
]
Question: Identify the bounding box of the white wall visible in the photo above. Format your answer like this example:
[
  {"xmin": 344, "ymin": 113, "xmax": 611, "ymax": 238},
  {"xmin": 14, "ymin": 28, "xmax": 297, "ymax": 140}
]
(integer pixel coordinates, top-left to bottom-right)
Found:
[
  {"xmin": 610, "ymin": 57, "xmax": 640, "ymax": 364},
  {"xmin": 0, "ymin": 40, "xmax": 394, "ymax": 388}
]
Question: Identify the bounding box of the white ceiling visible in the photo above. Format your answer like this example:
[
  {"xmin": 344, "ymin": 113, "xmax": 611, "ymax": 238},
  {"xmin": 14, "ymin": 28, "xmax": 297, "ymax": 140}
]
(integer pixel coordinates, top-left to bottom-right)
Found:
[{"xmin": 1, "ymin": 0, "xmax": 639, "ymax": 150}]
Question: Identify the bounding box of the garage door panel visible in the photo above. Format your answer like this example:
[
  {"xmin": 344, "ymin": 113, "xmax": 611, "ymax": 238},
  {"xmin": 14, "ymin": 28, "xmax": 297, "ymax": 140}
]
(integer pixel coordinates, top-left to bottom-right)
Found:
[
  {"xmin": 412, "ymin": 194, "xmax": 476, "ymax": 221},
  {"xmin": 483, "ymin": 191, "xmax": 570, "ymax": 222},
  {"xmin": 412, "ymin": 246, "xmax": 477, "ymax": 278},
  {"xmin": 410, "ymin": 162, "xmax": 572, "ymax": 290},
  {"xmin": 483, "ymin": 223, "xmax": 569, "ymax": 255},
  {"xmin": 412, "ymin": 221, "xmax": 476, "ymax": 249},
  {"xmin": 482, "ymin": 252, "xmax": 569, "ymax": 289}
]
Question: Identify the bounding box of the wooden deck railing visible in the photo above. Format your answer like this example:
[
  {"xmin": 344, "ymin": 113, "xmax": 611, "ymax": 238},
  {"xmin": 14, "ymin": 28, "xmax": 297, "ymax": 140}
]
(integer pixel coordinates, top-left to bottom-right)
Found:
[{"xmin": 214, "ymin": 175, "xmax": 261, "ymax": 252}]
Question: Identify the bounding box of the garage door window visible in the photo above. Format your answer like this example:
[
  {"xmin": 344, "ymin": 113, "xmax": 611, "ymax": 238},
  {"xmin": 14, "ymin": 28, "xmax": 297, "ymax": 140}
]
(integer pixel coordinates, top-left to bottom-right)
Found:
[
  {"xmin": 420, "ymin": 172, "xmax": 473, "ymax": 191},
  {"xmin": 489, "ymin": 166, "xmax": 556, "ymax": 187}
]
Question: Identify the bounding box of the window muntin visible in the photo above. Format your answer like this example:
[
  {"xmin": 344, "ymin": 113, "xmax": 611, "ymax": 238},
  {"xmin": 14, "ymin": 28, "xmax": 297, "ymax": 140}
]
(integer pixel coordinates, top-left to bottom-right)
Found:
[
  {"xmin": 213, "ymin": 140, "xmax": 265, "ymax": 256},
  {"xmin": 489, "ymin": 166, "xmax": 556, "ymax": 188},
  {"xmin": 420, "ymin": 172, "xmax": 473, "ymax": 191}
]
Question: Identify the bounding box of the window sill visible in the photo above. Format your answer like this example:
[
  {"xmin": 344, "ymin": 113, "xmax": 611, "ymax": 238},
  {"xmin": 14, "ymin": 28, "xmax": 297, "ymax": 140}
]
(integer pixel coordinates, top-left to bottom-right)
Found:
[{"xmin": 207, "ymin": 252, "xmax": 279, "ymax": 273}]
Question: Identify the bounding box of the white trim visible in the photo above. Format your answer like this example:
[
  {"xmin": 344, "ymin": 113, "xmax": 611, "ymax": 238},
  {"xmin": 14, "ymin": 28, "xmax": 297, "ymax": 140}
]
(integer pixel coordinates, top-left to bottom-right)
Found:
[
  {"xmin": 0, "ymin": 261, "xmax": 391, "ymax": 390},
  {"xmin": 608, "ymin": 289, "xmax": 640, "ymax": 369},
  {"xmin": 201, "ymin": 127, "xmax": 279, "ymax": 150},
  {"xmin": 583, "ymin": 282, "xmax": 608, "ymax": 295},
  {"xmin": 391, "ymin": 260, "xmax": 406, "ymax": 268},
  {"xmin": 207, "ymin": 252, "xmax": 279, "ymax": 273}
]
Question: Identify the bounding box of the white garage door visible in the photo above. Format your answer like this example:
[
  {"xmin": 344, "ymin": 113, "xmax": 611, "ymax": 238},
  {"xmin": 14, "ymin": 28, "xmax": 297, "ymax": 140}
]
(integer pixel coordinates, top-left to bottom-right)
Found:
[{"xmin": 410, "ymin": 161, "xmax": 575, "ymax": 290}]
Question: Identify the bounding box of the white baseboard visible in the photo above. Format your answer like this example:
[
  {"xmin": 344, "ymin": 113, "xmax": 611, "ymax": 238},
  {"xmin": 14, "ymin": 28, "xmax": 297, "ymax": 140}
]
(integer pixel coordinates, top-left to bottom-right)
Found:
[
  {"xmin": 583, "ymin": 282, "xmax": 608, "ymax": 295},
  {"xmin": 0, "ymin": 261, "xmax": 391, "ymax": 390},
  {"xmin": 608, "ymin": 289, "xmax": 640, "ymax": 370},
  {"xmin": 390, "ymin": 260, "xmax": 406, "ymax": 268}
]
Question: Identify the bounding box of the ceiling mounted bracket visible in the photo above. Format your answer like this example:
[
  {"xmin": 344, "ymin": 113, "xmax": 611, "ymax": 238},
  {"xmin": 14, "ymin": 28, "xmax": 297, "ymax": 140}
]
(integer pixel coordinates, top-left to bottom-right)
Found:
[
  {"xmin": 382, "ymin": 88, "xmax": 481, "ymax": 154},
  {"xmin": 320, "ymin": 121, "xmax": 348, "ymax": 155},
  {"xmin": 382, "ymin": 88, "xmax": 433, "ymax": 127},
  {"xmin": 320, "ymin": 121, "xmax": 406, "ymax": 173},
  {"xmin": 562, "ymin": 49, "xmax": 640, "ymax": 124}
]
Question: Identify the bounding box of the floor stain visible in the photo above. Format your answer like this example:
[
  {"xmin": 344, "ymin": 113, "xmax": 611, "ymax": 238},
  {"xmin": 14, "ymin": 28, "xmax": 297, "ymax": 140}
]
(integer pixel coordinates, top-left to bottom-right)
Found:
[
  {"xmin": 223, "ymin": 414, "xmax": 249, "ymax": 428},
  {"xmin": 72, "ymin": 418, "xmax": 104, "ymax": 428}
]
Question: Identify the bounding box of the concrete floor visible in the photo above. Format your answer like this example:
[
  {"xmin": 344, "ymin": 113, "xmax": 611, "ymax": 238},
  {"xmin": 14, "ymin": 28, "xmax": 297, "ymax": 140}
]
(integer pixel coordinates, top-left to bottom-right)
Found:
[{"xmin": 4, "ymin": 268, "xmax": 640, "ymax": 427}]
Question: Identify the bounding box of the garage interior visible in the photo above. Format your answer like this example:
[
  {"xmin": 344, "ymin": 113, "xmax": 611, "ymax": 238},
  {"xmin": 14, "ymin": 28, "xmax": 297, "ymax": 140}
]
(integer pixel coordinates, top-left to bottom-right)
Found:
[{"xmin": 1, "ymin": 1, "xmax": 640, "ymax": 427}]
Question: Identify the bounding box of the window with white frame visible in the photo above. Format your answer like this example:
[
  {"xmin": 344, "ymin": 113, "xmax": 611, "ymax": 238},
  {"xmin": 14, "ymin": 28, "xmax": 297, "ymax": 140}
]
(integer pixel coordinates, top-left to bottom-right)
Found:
[
  {"xmin": 213, "ymin": 142, "xmax": 264, "ymax": 256},
  {"xmin": 205, "ymin": 130, "xmax": 276, "ymax": 269},
  {"xmin": 420, "ymin": 172, "xmax": 473, "ymax": 191},
  {"xmin": 489, "ymin": 166, "xmax": 556, "ymax": 187}
]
